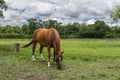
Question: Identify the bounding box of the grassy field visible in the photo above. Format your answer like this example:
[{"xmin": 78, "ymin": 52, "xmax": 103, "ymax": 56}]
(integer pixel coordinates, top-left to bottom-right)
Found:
[{"xmin": 0, "ymin": 39, "xmax": 120, "ymax": 80}]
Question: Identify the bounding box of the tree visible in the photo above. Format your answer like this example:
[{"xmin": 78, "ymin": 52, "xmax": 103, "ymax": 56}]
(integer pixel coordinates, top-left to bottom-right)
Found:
[
  {"xmin": 28, "ymin": 18, "xmax": 44, "ymax": 34},
  {"xmin": 0, "ymin": 0, "xmax": 8, "ymax": 18},
  {"xmin": 41, "ymin": 19, "xmax": 63, "ymax": 34},
  {"xmin": 94, "ymin": 20, "xmax": 110, "ymax": 38},
  {"xmin": 78, "ymin": 24, "xmax": 95, "ymax": 38},
  {"xmin": 28, "ymin": 18, "xmax": 38, "ymax": 34},
  {"xmin": 78, "ymin": 21, "xmax": 110, "ymax": 38},
  {"xmin": 13, "ymin": 26, "xmax": 21, "ymax": 34},
  {"xmin": 110, "ymin": 5, "xmax": 120, "ymax": 21},
  {"xmin": 41, "ymin": 19, "xmax": 62, "ymax": 28},
  {"xmin": 5, "ymin": 25, "xmax": 14, "ymax": 33},
  {"xmin": 22, "ymin": 24, "xmax": 29, "ymax": 35}
]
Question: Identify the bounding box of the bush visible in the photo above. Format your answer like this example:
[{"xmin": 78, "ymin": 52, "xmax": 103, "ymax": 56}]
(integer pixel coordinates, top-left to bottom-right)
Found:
[{"xmin": 0, "ymin": 33, "xmax": 32, "ymax": 39}]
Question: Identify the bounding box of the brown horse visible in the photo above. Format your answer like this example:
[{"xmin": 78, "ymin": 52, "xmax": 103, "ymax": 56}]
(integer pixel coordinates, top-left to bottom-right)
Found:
[{"xmin": 23, "ymin": 28, "xmax": 63, "ymax": 69}]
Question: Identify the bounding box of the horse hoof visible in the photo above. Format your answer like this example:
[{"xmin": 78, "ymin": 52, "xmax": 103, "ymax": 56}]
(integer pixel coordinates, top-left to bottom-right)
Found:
[{"xmin": 57, "ymin": 67, "xmax": 61, "ymax": 69}]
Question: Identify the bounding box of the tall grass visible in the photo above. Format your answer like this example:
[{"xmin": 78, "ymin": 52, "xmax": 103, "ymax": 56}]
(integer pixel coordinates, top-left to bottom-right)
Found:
[{"xmin": 0, "ymin": 39, "xmax": 120, "ymax": 80}]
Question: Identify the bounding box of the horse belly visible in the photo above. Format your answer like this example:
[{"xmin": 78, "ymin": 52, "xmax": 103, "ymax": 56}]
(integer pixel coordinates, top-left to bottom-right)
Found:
[
  {"xmin": 39, "ymin": 37, "xmax": 49, "ymax": 47},
  {"xmin": 39, "ymin": 40, "xmax": 48, "ymax": 47}
]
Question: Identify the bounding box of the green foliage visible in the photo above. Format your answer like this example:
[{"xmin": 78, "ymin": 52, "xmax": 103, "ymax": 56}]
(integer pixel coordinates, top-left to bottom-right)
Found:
[
  {"xmin": 78, "ymin": 20, "xmax": 111, "ymax": 38},
  {"xmin": 65, "ymin": 23, "xmax": 79, "ymax": 37},
  {"xmin": 1, "ymin": 19, "xmax": 120, "ymax": 39},
  {"xmin": 78, "ymin": 24, "xmax": 96, "ymax": 38},
  {"xmin": 28, "ymin": 18, "xmax": 38, "ymax": 34},
  {"xmin": 94, "ymin": 20, "xmax": 110, "ymax": 38},
  {"xmin": 110, "ymin": 5, "xmax": 120, "ymax": 22},
  {"xmin": 0, "ymin": 25, "xmax": 31, "ymax": 39},
  {"xmin": 21, "ymin": 24, "xmax": 29, "ymax": 35},
  {"xmin": 0, "ymin": 0, "xmax": 8, "ymax": 18}
]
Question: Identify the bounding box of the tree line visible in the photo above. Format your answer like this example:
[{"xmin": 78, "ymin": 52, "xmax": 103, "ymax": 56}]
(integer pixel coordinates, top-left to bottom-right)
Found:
[
  {"xmin": 1, "ymin": 0, "xmax": 120, "ymax": 39},
  {"xmin": 0, "ymin": 18, "xmax": 120, "ymax": 39}
]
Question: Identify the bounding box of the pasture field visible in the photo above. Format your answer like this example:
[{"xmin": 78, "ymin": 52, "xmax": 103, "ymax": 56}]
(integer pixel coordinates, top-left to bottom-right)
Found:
[{"xmin": 0, "ymin": 39, "xmax": 120, "ymax": 80}]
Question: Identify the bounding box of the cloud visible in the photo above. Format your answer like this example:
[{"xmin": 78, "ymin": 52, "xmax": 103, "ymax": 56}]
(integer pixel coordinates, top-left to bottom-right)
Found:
[
  {"xmin": 86, "ymin": 19, "xmax": 96, "ymax": 25},
  {"xmin": 0, "ymin": 0, "xmax": 120, "ymax": 26},
  {"xmin": 60, "ymin": 0, "xmax": 81, "ymax": 18}
]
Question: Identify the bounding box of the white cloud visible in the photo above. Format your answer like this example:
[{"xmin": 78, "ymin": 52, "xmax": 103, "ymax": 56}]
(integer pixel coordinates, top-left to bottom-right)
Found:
[
  {"xmin": 86, "ymin": 19, "xmax": 96, "ymax": 25},
  {"xmin": 0, "ymin": 0, "xmax": 120, "ymax": 26}
]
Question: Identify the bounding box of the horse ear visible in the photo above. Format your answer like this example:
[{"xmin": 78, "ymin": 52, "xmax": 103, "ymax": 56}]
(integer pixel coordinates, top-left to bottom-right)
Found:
[{"xmin": 61, "ymin": 51, "xmax": 64, "ymax": 54}]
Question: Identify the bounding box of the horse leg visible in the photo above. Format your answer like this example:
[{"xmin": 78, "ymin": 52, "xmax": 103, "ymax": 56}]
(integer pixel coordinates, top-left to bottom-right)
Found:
[
  {"xmin": 32, "ymin": 42, "xmax": 37, "ymax": 61},
  {"xmin": 47, "ymin": 45, "xmax": 51, "ymax": 67},
  {"xmin": 39, "ymin": 46, "xmax": 45, "ymax": 61},
  {"xmin": 53, "ymin": 49, "xmax": 56, "ymax": 64}
]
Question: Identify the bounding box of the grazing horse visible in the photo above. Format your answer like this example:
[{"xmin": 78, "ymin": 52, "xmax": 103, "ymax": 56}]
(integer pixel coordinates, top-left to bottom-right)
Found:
[{"xmin": 23, "ymin": 28, "xmax": 63, "ymax": 69}]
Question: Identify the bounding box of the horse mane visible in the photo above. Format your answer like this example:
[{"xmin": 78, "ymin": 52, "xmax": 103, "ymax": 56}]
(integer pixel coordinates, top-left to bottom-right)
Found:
[{"xmin": 50, "ymin": 28, "xmax": 60, "ymax": 53}]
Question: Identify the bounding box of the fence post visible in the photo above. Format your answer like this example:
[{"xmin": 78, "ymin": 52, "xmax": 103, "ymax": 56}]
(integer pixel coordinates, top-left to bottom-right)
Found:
[{"xmin": 14, "ymin": 43, "xmax": 20, "ymax": 52}]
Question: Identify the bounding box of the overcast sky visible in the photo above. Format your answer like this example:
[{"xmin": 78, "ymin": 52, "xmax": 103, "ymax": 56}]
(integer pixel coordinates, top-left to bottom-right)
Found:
[{"xmin": 0, "ymin": 0, "xmax": 120, "ymax": 26}]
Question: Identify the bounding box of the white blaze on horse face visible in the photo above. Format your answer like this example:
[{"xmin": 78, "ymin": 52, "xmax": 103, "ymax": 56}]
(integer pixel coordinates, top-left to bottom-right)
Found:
[
  {"xmin": 41, "ymin": 54, "xmax": 45, "ymax": 61},
  {"xmin": 32, "ymin": 55, "xmax": 36, "ymax": 61},
  {"xmin": 48, "ymin": 62, "xmax": 50, "ymax": 67}
]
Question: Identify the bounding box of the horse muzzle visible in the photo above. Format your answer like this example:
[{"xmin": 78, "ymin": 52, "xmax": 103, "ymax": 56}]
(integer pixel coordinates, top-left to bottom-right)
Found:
[{"xmin": 57, "ymin": 66, "xmax": 61, "ymax": 69}]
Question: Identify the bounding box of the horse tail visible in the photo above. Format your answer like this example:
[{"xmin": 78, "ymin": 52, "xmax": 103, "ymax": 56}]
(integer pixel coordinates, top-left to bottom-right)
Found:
[{"xmin": 22, "ymin": 40, "xmax": 33, "ymax": 48}]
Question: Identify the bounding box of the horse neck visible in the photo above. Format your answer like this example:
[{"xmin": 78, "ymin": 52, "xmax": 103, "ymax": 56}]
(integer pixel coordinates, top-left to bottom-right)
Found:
[
  {"xmin": 53, "ymin": 32, "xmax": 60, "ymax": 53},
  {"xmin": 54, "ymin": 38, "xmax": 60, "ymax": 52}
]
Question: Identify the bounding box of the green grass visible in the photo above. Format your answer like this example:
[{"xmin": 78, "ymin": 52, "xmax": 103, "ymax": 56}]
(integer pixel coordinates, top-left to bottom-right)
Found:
[{"xmin": 0, "ymin": 39, "xmax": 120, "ymax": 80}]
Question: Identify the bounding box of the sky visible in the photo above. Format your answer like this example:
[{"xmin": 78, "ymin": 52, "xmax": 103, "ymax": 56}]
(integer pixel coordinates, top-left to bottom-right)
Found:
[{"xmin": 0, "ymin": 0, "xmax": 120, "ymax": 26}]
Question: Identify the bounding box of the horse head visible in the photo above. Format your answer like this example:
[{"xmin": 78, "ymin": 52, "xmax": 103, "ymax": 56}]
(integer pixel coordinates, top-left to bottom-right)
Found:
[{"xmin": 55, "ymin": 51, "xmax": 64, "ymax": 69}]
